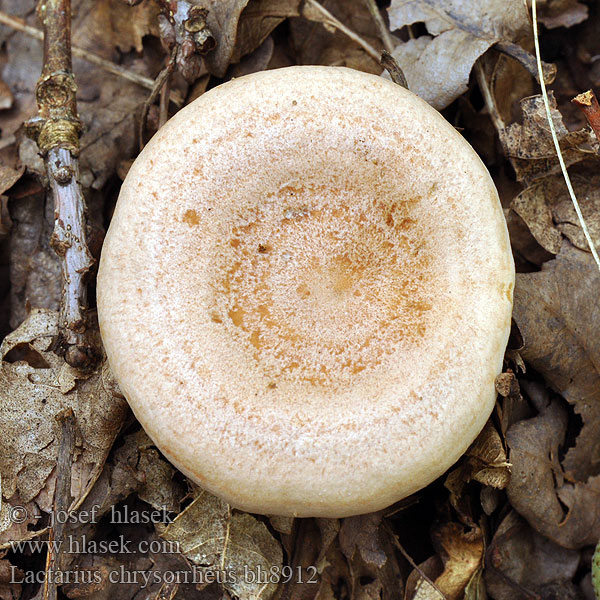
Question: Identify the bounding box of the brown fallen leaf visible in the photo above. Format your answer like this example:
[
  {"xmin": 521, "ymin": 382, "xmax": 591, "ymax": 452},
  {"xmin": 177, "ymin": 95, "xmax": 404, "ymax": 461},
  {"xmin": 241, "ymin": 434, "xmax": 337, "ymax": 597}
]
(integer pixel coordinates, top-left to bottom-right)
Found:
[
  {"xmin": 161, "ymin": 490, "xmax": 283, "ymax": 600},
  {"xmin": 103, "ymin": 0, "xmax": 161, "ymax": 53},
  {"xmin": 537, "ymin": 0, "xmax": 589, "ymax": 29},
  {"xmin": 0, "ymin": 556, "xmax": 22, "ymax": 600},
  {"xmin": 484, "ymin": 510, "xmax": 580, "ymax": 600},
  {"xmin": 507, "ymin": 395, "xmax": 600, "ymax": 549},
  {"xmin": 232, "ymin": 0, "xmax": 300, "ymax": 65},
  {"xmin": 338, "ymin": 512, "xmax": 402, "ymax": 600},
  {"xmin": 0, "ymin": 309, "xmax": 128, "ymax": 515},
  {"xmin": 406, "ymin": 523, "xmax": 484, "ymax": 600},
  {"xmin": 7, "ymin": 178, "xmax": 62, "ymax": 330},
  {"xmin": 511, "ymin": 169, "xmax": 600, "ymax": 255},
  {"xmin": 387, "ymin": 0, "xmax": 529, "ymax": 109},
  {"xmin": 339, "ymin": 512, "xmax": 387, "ymax": 569},
  {"xmin": 290, "ymin": 0, "xmax": 381, "ymax": 74},
  {"xmin": 445, "ymin": 422, "xmax": 511, "ymax": 524},
  {"xmin": 502, "ymin": 93, "xmax": 597, "ymax": 184},
  {"xmin": 511, "ymin": 179, "xmax": 564, "ymax": 255},
  {"xmin": 512, "ymin": 240, "xmax": 600, "ymax": 481},
  {"xmin": 199, "ymin": 0, "xmax": 252, "ymax": 77}
]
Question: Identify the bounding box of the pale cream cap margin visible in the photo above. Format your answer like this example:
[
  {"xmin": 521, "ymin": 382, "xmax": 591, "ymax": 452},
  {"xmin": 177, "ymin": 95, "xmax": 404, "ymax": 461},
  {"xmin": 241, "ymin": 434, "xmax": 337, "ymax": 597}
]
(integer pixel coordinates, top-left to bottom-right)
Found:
[{"xmin": 97, "ymin": 66, "xmax": 514, "ymax": 518}]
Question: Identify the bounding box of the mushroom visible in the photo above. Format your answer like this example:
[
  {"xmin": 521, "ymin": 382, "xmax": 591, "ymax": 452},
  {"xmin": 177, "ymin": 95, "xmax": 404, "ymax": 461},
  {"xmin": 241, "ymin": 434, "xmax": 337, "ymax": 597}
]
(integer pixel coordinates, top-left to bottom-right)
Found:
[{"xmin": 97, "ymin": 66, "xmax": 514, "ymax": 518}]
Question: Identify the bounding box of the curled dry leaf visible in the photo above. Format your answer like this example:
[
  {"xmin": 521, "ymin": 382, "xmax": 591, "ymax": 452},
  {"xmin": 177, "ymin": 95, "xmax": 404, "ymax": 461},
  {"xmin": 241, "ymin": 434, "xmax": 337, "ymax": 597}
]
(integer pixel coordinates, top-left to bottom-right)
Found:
[
  {"xmin": 501, "ymin": 93, "xmax": 596, "ymax": 184},
  {"xmin": 511, "ymin": 170, "xmax": 600, "ymax": 255},
  {"xmin": 387, "ymin": 0, "xmax": 529, "ymax": 109},
  {"xmin": 338, "ymin": 512, "xmax": 402, "ymax": 600},
  {"xmin": 445, "ymin": 422, "xmax": 511, "ymax": 524},
  {"xmin": 0, "ymin": 310, "xmax": 128, "ymax": 517},
  {"xmin": 231, "ymin": 0, "xmax": 300, "ymax": 65},
  {"xmin": 406, "ymin": 523, "xmax": 484, "ymax": 600},
  {"xmin": 484, "ymin": 511, "xmax": 580, "ymax": 600},
  {"xmin": 507, "ymin": 396, "xmax": 600, "ymax": 549},
  {"xmin": 161, "ymin": 490, "xmax": 283, "ymax": 600},
  {"xmin": 512, "ymin": 241, "xmax": 600, "ymax": 481},
  {"xmin": 537, "ymin": 0, "xmax": 589, "ymax": 29},
  {"xmin": 197, "ymin": 0, "xmax": 252, "ymax": 77}
]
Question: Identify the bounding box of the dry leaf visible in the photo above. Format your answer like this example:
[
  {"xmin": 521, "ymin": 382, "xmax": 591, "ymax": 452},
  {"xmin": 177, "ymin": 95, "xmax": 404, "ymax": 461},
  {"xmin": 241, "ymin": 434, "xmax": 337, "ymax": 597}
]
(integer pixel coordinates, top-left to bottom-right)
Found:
[
  {"xmin": 445, "ymin": 422, "xmax": 511, "ymax": 525},
  {"xmin": 501, "ymin": 94, "xmax": 596, "ymax": 184},
  {"xmin": 199, "ymin": 0, "xmax": 252, "ymax": 77},
  {"xmin": 74, "ymin": 0, "xmax": 160, "ymax": 56},
  {"xmin": 511, "ymin": 178, "xmax": 564, "ymax": 254},
  {"xmin": 407, "ymin": 524, "xmax": 483, "ymax": 600},
  {"xmin": 507, "ymin": 397, "xmax": 600, "ymax": 549},
  {"xmin": 537, "ymin": 0, "xmax": 588, "ymax": 28},
  {"xmin": 387, "ymin": 0, "xmax": 529, "ymax": 109},
  {"xmin": 161, "ymin": 490, "xmax": 283, "ymax": 600},
  {"xmin": 0, "ymin": 557, "xmax": 21, "ymax": 600},
  {"xmin": 0, "ymin": 309, "xmax": 128, "ymax": 512},
  {"xmin": 511, "ymin": 170, "xmax": 600, "ymax": 255},
  {"xmin": 290, "ymin": 0, "xmax": 381, "ymax": 74},
  {"xmin": 232, "ymin": 0, "xmax": 300, "ymax": 64},
  {"xmin": 512, "ymin": 241, "xmax": 600, "ymax": 481},
  {"xmin": 7, "ymin": 181, "xmax": 62, "ymax": 329},
  {"xmin": 0, "ymin": 165, "xmax": 23, "ymax": 238},
  {"xmin": 484, "ymin": 511, "xmax": 580, "ymax": 600}
]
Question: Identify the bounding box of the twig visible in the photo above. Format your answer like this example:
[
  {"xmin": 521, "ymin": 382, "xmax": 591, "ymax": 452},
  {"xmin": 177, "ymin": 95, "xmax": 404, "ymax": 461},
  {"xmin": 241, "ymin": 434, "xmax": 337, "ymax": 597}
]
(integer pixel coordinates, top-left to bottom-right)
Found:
[
  {"xmin": 139, "ymin": 47, "xmax": 177, "ymax": 149},
  {"xmin": 304, "ymin": 0, "xmax": 381, "ymax": 63},
  {"xmin": 474, "ymin": 61, "xmax": 505, "ymax": 134},
  {"xmin": 572, "ymin": 90, "xmax": 600, "ymax": 148},
  {"xmin": 494, "ymin": 40, "xmax": 556, "ymax": 86},
  {"xmin": 0, "ymin": 10, "xmax": 183, "ymax": 104},
  {"xmin": 383, "ymin": 521, "xmax": 447, "ymax": 600},
  {"xmin": 159, "ymin": 73, "xmax": 172, "ymax": 128},
  {"xmin": 43, "ymin": 409, "xmax": 75, "ymax": 600},
  {"xmin": 531, "ymin": 0, "xmax": 600, "ymax": 273},
  {"xmin": 381, "ymin": 50, "xmax": 408, "ymax": 89},
  {"xmin": 363, "ymin": 0, "xmax": 394, "ymax": 53},
  {"xmin": 24, "ymin": 0, "xmax": 96, "ymax": 368}
]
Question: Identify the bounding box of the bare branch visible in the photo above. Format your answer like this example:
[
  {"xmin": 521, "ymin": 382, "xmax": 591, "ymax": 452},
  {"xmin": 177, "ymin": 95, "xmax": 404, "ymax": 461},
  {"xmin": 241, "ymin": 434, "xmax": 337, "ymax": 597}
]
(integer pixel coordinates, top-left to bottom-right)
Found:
[{"xmin": 24, "ymin": 0, "xmax": 96, "ymax": 368}]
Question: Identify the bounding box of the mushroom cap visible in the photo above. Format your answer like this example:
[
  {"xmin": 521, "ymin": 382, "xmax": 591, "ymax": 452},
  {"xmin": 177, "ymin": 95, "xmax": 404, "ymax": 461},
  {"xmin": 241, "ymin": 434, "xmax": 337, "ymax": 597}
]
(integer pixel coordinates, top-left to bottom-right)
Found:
[{"xmin": 97, "ymin": 66, "xmax": 514, "ymax": 518}]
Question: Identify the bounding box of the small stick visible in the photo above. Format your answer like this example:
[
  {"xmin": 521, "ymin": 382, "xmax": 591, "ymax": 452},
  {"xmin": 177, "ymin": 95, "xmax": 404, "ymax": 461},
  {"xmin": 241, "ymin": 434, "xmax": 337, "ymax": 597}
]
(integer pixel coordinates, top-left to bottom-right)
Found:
[
  {"xmin": 383, "ymin": 521, "xmax": 447, "ymax": 599},
  {"xmin": 381, "ymin": 50, "xmax": 408, "ymax": 89},
  {"xmin": 0, "ymin": 10, "xmax": 183, "ymax": 104},
  {"xmin": 363, "ymin": 0, "xmax": 394, "ymax": 53},
  {"xmin": 304, "ymin": 0, "xmax": 381, "ymax": 63},
  {"xmin": 572, "ymin": 90, "xmax": 600, "ymax": 147},
  {"xmin": 139, "ymin": 47, "xmax": 177, "ymax": 149},
  {"xmin": 25, "ymin": 0, "xmax": 96, "ymax": 368},
  {"xmin": 474, "ymin": 61, "xmax": 505, "ymax": 134},
  {"xmin": 43, "ymin": 409, "xmax": 75, "ymax": 600},
  {"xmin": 159, "ymin": 72, "xmax": 172, "ymax": 128}
]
